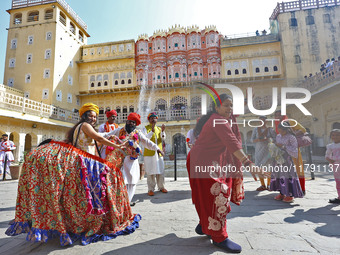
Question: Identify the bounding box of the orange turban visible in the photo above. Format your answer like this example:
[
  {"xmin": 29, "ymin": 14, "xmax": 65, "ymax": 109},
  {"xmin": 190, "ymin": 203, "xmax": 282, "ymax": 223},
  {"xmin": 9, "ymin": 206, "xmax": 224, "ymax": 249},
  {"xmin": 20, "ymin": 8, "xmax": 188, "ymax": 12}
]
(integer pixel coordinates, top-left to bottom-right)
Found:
[
  {"xmin": 106, "ymin": 110, "xmax": 117, "ymax": 118},
  {"xmin": 127, "ymin": 113, "xmax": 141, "ymax": 126},
  {"xmin": 79, "ymin": 103, "xmax": 99, "ymax": 117}
]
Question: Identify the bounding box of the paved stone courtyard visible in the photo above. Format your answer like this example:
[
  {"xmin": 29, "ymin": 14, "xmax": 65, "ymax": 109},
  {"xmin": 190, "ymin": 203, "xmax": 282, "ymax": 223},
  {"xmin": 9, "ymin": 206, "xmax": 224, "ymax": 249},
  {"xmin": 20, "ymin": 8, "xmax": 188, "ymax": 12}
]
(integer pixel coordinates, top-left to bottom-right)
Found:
[{"xmin": 0, "ymin": 168, "xmax": 339, "ymax": 254}]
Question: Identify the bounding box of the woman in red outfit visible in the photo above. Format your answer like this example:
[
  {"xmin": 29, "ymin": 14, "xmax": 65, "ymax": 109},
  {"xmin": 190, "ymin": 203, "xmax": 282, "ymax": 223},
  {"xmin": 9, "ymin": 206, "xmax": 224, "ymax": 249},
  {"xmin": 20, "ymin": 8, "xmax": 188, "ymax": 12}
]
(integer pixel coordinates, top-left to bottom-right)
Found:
[{"xmin": 187, "ymin": 94, "xmax": 262, "ymax": 253}]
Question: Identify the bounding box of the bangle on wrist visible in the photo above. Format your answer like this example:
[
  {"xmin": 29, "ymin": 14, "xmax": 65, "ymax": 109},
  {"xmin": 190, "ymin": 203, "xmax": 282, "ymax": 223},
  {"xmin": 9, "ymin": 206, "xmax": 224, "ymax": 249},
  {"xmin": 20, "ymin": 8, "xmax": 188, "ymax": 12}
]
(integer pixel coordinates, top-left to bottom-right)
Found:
[
  {"xmin": 243, "ymin": 159, "xmax": 253, "ymax": 167},
  {"xmin": 240, "ymin": 155, "xmax": 248, "ymax": 162}
]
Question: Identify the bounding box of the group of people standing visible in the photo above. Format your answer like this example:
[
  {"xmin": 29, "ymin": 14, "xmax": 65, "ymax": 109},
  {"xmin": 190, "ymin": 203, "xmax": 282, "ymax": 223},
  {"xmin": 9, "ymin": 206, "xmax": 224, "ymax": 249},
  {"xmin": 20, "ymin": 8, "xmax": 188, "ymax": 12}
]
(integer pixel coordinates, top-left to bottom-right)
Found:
[
  {"xmin": 251, "ymin": 111, "xmax": 306, "ymax": 202},
  {"xmin": 6, "ymin": 103, "xmax": 167, "ymax": 246},
  {"xmin": 4, "ymin": 96, "xmax": 340, "ymax": 253},
  {"xmin": 186, "ymin": 94, "xmax": 339, "ymax": 253}
]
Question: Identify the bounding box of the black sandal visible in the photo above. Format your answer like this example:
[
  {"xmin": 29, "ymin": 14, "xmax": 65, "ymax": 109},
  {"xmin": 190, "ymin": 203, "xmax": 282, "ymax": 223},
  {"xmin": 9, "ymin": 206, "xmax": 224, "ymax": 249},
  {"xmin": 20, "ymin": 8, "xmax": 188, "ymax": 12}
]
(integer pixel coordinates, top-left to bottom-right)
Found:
[{"xmin": 329, "ymin": 198, "xmax": 340, "ymax": 204}]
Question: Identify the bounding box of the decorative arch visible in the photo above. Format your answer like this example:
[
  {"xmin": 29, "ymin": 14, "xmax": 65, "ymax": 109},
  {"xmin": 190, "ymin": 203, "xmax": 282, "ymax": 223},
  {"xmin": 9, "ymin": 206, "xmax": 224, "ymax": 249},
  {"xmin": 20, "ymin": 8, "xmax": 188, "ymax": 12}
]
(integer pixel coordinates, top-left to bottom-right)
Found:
[
  {"xmin": 24, "ymin": 133, "xmax": 38, "ymax": 152},
  {"xmin": 155, "ymin": 98, "xmax": 167, "ymax": 110},
  {"xmin": 190, "ymin": 96, "xmax": 201, "ymax": 108},
  {"xmin": 170, "ymin": 96, "xmax": 188, "ymax": 109},
  {"xmin": 28, "ymin": 10, "xmax": 39, "ymax": 22},
  {"xmin": 332, "ymin": 122, "xmax": 340, "ymax": 129},
  {"xmin": 173, "ymin": 133, "xmax": 187, "ymax": 156}
]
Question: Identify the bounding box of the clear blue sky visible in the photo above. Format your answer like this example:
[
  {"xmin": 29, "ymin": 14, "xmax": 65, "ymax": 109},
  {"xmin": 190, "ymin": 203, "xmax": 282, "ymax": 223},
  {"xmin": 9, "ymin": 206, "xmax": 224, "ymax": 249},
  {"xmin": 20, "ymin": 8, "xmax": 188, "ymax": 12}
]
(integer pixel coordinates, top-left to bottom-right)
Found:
[{"xmin": 0, "ymin": 0, "xmax": 279, "ymax": 83}]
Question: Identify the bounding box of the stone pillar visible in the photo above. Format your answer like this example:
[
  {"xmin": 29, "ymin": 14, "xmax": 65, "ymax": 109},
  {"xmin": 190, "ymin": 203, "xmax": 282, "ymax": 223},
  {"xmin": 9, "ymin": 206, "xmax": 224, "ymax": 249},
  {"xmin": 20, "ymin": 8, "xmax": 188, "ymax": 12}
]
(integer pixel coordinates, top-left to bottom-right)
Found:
[
  {"xmin": 37, "ymin": 134, "xmax": 43, "ymax": 147},
  {"xmin": 18, "ymin": 133, "xmax": 26, "ymax": 162}
]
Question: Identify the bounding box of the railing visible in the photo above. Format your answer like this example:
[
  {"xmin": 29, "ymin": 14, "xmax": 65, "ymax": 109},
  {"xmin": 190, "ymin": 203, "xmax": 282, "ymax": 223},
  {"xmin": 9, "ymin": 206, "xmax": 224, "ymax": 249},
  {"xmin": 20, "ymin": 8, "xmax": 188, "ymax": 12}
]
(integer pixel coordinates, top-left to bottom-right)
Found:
[
  {"xmin": 223, "ymin": 32, "xmax": 257, "ymax": 39},
  {"xmin": 97, "ymin": 108, "xmax": 202, "ymax": 125},
  {"xmin": 11, "ymin": 0, "xmax": 88, "ymax": 31},
  {"xmin": 299, "ymin": 61, "xmax": 340, "ymax": 92},
  {"xmin": 270, "ymin": 0, "xmax": 339, "ymax": 20},
  {"xmin": 0, "ymin": 84, "xmax": 79, "ymax": 123},
  {"xmin": 27, "ymin": 14, "xmax": 39, "ymax": 22},
  {"xmin": 44, "ymin": 12, "xmax": 53, "ymax": 20}
]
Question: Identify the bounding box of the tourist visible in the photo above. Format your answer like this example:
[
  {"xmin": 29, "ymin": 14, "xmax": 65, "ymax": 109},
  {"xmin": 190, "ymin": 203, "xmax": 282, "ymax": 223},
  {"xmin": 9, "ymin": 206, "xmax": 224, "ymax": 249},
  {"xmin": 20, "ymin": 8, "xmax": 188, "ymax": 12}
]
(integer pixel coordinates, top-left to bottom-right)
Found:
[
  {"xmin": 325, "ymin": 129, "xmax": 340, "ymax": 204},
  {"xmin": 251, "ymin": 116, "xmax": 276, "ymax": 191},
  {"xmin": 270, "ymin": 122, "xmax": 304, "ymax": 202}
]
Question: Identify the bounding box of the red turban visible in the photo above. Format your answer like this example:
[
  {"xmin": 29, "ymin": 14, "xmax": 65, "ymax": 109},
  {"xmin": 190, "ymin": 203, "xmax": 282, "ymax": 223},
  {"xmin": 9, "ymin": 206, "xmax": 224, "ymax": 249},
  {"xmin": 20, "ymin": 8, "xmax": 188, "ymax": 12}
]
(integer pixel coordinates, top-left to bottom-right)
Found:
[
  {"xmin": 106, "ymin": 110, "xmax": 117, "ymax": 118},
  {"xmin": 127, "ymin": 113, "xmax": 141, "ymax": 126}
]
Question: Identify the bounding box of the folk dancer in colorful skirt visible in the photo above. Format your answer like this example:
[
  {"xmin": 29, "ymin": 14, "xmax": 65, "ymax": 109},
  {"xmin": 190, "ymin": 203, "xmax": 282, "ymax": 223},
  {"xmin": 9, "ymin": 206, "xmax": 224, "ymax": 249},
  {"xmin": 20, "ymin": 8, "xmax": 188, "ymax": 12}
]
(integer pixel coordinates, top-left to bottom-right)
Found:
[{"xmin": 6, "ymin": 103, "xmax": 141, "ymax": 246}]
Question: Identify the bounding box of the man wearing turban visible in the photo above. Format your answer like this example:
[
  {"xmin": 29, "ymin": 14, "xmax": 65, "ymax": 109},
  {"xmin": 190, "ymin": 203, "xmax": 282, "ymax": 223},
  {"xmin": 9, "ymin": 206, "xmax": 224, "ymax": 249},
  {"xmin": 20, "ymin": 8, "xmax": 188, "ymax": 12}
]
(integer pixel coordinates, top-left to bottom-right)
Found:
[
  {"xmin": 99, "ymin": 110, "xmax": 119, "ymax": 158},
  {"xmin": 142, "ymin": 112, "xmax": 167, "ymax": 196},
  {"xmin": 110, "ymin": 112, "xmax": 163, "ymax": 204}
]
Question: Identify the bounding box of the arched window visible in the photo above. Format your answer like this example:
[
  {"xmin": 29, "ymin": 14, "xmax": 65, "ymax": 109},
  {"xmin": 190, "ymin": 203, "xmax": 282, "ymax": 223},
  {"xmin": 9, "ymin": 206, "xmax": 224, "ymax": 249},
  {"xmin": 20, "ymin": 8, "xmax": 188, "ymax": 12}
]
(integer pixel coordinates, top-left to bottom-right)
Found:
[
  {"xmin": 242, "ymin": 69, "xmax": 247, "ymax": 74},
  {"xmin": 28, "ymin": 11, "xmax": 39, "ymax": 22},
  {"xmin": 13, "ymin": 13, "xmax": 22, "ymax": 24},
  {"xmin": 255, "ymin": 67, "xmax": 260, "ymax": 73},
  {"xmin": 70, "ymin": 22, "xmax": 76, "ymax": 35},
  {"xmin": 273, "ymin": 66, "xmax": 278, "ymax": 71},
  {"xmin": 79, "ymin": 31, "xmax": 84, "ymax": 42},
  {"xmin": 121, "ymin": 80, "xmax": 125, "ymax": 84},
  {"xmin": 128, "ymin": 79, "xmax": 131, "ymax": 84},
  {"xmin": 264, "ymin": 67, "xmax": 269, "ymax": 72},
  {"xmin": 175, "ymin": 73, "xmax": 179, "ymax": 78},
  {"xmin": 59, "ymin": 12, "xmax": 66, "ymax": 26},
  {"xmin": 227, "ymin": 70, "xmax": 231, "ymax": 75},
  {"xmin": 235, "ymin": 69, "xmax": 239, "ymax": 75},
  {"xmin": 90, "ymin": 75, "xmax": 95, "ymax": 87},
  {"xmin": 115, "ymin": 80, "xmax": 118, "ymax": 85},
  {"xmin": 98, "ymin": 82, "xmax": 101, "ymax": 87},
  {"xmin": 104, "ymin": 81, "xmax": 108, "ymax": 86},
  {"xmin": 45, "ymin": 9, "xmax": 53, "ymax": 20}
]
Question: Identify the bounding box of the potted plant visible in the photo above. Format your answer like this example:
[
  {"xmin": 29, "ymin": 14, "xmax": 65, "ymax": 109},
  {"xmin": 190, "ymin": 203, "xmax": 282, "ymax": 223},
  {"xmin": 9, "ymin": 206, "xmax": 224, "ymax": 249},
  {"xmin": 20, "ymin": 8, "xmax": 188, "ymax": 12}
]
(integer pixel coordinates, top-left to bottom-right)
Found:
[
  {"xmin": 9, "ymin": 151, "xmax": 26, "ymax": 180},
  {"xmin": 169, "ymin": 152, "xmax": 175, "ymax": 160}
]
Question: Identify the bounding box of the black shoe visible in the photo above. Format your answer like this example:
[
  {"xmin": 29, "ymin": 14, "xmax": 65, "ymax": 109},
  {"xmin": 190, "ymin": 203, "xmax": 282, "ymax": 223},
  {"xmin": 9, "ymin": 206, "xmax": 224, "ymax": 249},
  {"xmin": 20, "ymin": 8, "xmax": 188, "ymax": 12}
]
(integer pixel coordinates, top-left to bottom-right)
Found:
[
  {"xmin": 130, "ymin": 202, "xmax": 136, "ymax": 206},
  {"xmin": 302, "ymin": 190, "xmax": 306, "ymax": 196},
  {"xmin": 195, "ymin": 224, "xmax": 204, "ymax": 235},
  {"xmin": 329, "ymin": 198, "xmax": 340, "ymax": 204},
  {"xmin": 213, "ymin": 238, "xmax": 242, "ymax": 253}
]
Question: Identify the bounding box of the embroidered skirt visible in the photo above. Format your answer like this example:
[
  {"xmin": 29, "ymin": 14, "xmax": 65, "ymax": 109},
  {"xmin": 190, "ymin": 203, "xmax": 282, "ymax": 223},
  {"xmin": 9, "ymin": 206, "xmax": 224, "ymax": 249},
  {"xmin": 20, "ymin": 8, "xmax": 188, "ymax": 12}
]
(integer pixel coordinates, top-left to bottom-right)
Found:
[{"xmin": 6, "ymin": 141, "xmax": 141, "ymax": 246}]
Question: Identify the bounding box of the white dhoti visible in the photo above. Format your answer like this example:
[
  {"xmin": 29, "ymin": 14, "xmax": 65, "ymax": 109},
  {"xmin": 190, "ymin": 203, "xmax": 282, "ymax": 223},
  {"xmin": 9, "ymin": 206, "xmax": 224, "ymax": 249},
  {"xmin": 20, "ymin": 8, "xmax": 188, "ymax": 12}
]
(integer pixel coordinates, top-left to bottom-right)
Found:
[{"xmin": 144, "ymin": 154, "xmax": 165, "ymax": 192}]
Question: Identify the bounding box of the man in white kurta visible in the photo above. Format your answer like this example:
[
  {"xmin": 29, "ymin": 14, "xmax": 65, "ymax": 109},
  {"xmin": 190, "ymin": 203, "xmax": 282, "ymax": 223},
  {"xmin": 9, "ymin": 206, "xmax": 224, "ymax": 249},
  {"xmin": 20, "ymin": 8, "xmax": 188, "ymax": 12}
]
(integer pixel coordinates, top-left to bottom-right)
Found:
[
  {"xmin": 142, "ymin": 112, "xmax": 167, "ymax": 196},
  {"xmin": 0, "ymin": 134, "xmax": 16, "ymax": 179},
  {"xmin": 111, "ymin": 113, "xmax": 162, "ymax": 202}
]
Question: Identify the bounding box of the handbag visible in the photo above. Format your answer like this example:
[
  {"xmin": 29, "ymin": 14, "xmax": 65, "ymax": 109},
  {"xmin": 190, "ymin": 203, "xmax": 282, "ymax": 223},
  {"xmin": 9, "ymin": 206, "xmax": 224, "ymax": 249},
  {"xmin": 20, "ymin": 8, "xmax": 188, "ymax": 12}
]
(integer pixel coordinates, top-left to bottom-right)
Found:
[{"xmin": 295, "ymin": 131, "xmax": 312, "ymax": 148}]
